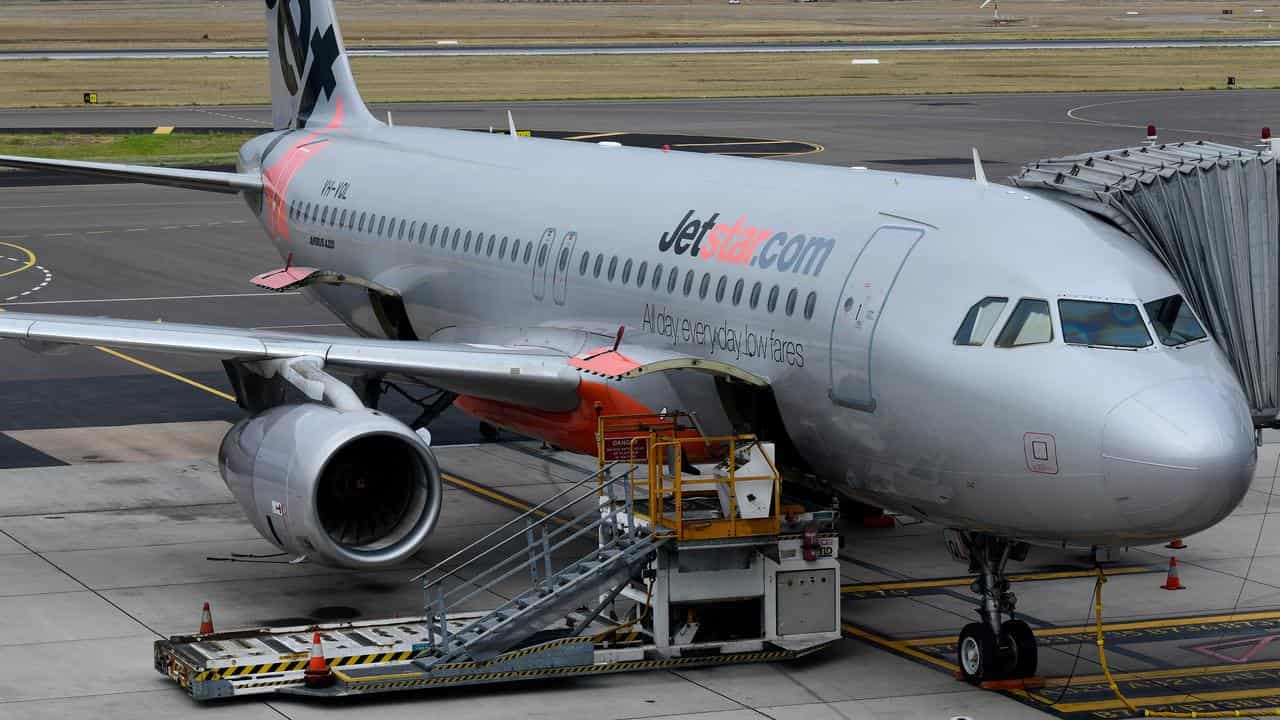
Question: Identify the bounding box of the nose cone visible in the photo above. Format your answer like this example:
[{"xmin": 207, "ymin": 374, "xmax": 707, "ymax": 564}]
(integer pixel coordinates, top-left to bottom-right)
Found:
[{"xmin": 1102, "ymin": 378, "xmax": 1255, "ymax": 539}]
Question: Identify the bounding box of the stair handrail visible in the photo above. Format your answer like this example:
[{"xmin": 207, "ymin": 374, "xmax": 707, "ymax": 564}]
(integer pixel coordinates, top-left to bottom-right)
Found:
[
  {"xmin": 427, "ymin": 466, "xmax": 641, "ymax": 608},
  {"xmin": 409, "ymin": 460, "xmax": 630, "ymax": 584}
]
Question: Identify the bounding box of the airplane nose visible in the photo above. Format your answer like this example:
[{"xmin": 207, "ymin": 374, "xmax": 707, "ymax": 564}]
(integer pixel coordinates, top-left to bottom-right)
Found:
[{"xmin": 1102, "ymin": 378, "xmax": 1255, "ymax": 539}]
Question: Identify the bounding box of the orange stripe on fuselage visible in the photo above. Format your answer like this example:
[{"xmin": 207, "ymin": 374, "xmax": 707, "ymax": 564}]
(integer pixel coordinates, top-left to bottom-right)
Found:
[{"xmin": 455, "ymin": 380, "xmax": 714, "ymax": 460}]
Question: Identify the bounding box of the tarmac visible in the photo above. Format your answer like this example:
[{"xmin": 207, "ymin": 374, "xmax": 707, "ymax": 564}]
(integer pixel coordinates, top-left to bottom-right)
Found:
[
  {"xmin": 3, "ymin": 91, "xmax": 1280, "ymax": 718},
  {"xmin": 3, "ymin": 37, "xmax": 1278, "ymax": 60}
]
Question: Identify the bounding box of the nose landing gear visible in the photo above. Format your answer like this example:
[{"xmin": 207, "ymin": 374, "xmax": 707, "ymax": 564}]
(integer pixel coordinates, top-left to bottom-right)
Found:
[{"xmin": 946, "ymin": 530, "xmax": 1036, "ymax": 684}]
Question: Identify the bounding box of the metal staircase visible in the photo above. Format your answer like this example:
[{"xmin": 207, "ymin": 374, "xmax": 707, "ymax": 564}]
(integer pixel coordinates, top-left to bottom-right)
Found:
[{"xmin": 411, "ymin": 461, "xmax": 660, "ymax": 664}]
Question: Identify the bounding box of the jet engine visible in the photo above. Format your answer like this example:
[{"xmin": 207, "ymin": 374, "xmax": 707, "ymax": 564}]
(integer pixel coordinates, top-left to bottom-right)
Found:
[{"xmin": 219, "ymin": 403, "xmax": 443, "ymax": 569}]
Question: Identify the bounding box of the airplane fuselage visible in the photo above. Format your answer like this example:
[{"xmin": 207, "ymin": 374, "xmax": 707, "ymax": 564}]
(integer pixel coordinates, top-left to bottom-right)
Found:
[{"xmin": 239, "ymin": 124, "xmax": 1256, "ymax": 547}]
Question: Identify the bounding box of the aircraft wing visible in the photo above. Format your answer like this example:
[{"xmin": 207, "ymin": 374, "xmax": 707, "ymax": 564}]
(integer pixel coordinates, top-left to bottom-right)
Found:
[
  {"xmin": 0, "ymin": 155, "xmax": 262, "ymax": 194},
  {"xmin": 0, "ymin": 311, "xmax": 579, "ymax": 411}
]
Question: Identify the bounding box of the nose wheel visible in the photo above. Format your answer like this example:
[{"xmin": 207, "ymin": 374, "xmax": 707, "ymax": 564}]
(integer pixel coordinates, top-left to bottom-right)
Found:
[{"xmin": 948, "ymin": 531, "xmax": 1037, "ymax": 684}]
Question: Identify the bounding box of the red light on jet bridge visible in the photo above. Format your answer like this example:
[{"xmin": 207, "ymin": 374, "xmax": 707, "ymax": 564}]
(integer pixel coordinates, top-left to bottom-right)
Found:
[
  {"xmin": 1263, "ymin": 127, "xmax": 1273, "ymax": 141},
  {"xmin": 1146, "ymin": 124, "xmax": 1157, "ymax": 139}
]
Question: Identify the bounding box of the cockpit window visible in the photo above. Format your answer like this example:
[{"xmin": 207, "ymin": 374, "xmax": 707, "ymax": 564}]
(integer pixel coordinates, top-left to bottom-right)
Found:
[
  {"xmin": 1144, "ymin": 295, "xmax": 1208, "ymax": 347},
  {"xmin": 953, "ymin": 296, "xmax": 1008, "ymax": 346},
  {"xmin": 995, "ymin": 299, "xmax": 1053, "ymax": 348},
  {"xmin": 1058, "ymin": 299, "xmax": 1152, "ymax": 348}
]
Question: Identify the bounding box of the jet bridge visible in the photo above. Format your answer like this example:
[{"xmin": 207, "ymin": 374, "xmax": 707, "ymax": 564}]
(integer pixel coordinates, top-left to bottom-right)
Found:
[
  {"xmin": 1012, "ymin": 139, "xmax": 1280, "ymax": 425},
  {"xmin": 154, "ymin": 414, "xmax": 842, "ymax": 702}
]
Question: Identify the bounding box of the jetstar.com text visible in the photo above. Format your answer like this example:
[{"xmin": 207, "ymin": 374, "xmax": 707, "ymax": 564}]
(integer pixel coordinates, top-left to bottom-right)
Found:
[{"xmin": 656, "ymin": 209, "xmax": 835, "ymax": 277}]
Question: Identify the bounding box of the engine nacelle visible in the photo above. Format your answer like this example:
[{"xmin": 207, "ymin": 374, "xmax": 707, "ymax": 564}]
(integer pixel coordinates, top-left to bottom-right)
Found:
[{"xmin": 219, "ymin": 403, "xmax": 443, "ymax": 569}]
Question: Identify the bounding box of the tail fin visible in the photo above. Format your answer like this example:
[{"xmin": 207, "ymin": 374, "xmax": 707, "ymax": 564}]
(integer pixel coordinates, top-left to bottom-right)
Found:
[{"xmin": 264, "ymin": 0, "xmax": 378, "ymax": 131}]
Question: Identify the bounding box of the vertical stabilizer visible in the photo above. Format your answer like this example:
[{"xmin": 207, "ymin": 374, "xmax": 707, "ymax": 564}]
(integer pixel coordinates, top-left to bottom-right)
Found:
[{"xmin": 264, "ymin": 0, "xmax": 378, "ymax": 131}]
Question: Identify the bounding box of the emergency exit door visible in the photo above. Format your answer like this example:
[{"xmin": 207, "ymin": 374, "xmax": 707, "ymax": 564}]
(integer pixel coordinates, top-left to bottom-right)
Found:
[{"xmin": 829, "ymin": 225, "xmax": 925, "ymax": 411}]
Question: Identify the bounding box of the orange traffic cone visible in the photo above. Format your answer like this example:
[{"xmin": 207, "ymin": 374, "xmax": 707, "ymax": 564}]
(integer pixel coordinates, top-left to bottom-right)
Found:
[
  {"xmin": 303, "ymin": 632, "xmax": 334, "ymax": 688},
  {"xmin": 1166, "ymin": 538, "xmax": 1187, "ymax": 550},
  {"xmin": 1161, "ymin": 556, "xmax": 1186, "ymax": 590},
  {"xmin": 198, "ymin": 602, "xmax": 215, "ymax": 635}
]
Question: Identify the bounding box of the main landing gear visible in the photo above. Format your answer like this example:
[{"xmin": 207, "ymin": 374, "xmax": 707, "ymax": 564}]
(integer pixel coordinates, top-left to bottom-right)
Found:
[{"xmin": 945, "ymin": 530, "xmax": 1036, "ymax": 684}]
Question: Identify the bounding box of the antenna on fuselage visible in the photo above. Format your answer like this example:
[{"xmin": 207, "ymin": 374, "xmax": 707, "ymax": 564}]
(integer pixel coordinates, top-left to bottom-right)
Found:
[
  {"xmin": 387, "ymin": 111, "xmax": 394, "ymax": 127},
  {"xmin": 971, "ymin": 147, "xmax": 989, "ymax": 186},
  {"xmin": 507, "ymin": 111, "xmax": 518, "ymax": 140}
]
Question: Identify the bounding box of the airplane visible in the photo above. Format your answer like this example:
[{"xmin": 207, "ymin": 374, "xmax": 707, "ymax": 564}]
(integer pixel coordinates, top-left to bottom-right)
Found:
[{"xmin": 0, "ymin": 0, "xmax": 1256, "ymax": 684}]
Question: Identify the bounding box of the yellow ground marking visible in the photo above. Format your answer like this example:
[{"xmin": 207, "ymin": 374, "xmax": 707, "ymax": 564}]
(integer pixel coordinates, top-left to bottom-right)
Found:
[
  {"xmin": 91, "ymin": 345, "xmax": 237, "ymax": 402},
  {"xmin": 671, "ymin": 139, "xmax": 797, "ymax": 148},
  {"xmin": 563, "ymin": 131, "xmax": 625, "ymax": 141},
  {"xmin": 0, "ymin": 240, "xmax": 36, "ymax": 278},
  {"xmin": 1041, "ymin": 658, "xmax": 1280, "ymax": 688},
  {"xmin": 841, "ymin": 622, "xmax": 959, "ymax": 673},
  {"xmin": 842, "ymin": 565, "xmax": 1153, "ymax": 594},
  {"xmin": 904, "ymin": 609, "xmax": 1280, "ymax": 647},
  {"xmin": 1047, "ymin": 686, "xmax": 1280, "ymax": 714},
  {"xmin": 441, "ymin": 471, "xmax": 567, "ymax": 525},
  {"xmin": 153, "ymin": 126, "xmax": 175, "ymax": 135}
]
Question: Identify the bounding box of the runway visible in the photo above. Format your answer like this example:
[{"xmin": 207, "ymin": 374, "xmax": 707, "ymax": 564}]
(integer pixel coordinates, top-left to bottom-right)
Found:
[
  {"xmin": 2, "ymin": 91, "xmax": 1280, "ymax": 718},
  {"xmin": 4, "ymin": 37, "xmax": 1279, "ymax": 60}
]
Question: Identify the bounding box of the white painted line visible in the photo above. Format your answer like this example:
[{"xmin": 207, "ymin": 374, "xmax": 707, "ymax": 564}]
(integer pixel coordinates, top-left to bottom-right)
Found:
[
  {"xmin": 124, "ymin": 228, "xmax": 146, "ymax": 233},
  {"xmin": 851, "ymin": 59, "xmax": 880, "ymax": 65},
  {"xmin": 0, "ymin": 235, "xmax": 29, "ymax": 240},
  {"xmin": 85, "ymin": 230, "xmax": 109, "ymax": 235},
  {"xmin": 44, "ymin": 233, "xmax": 72, "ymax": 237},
  {"xmin": 0, "ymin": 291, "xmax": 302, "ymax": 306},
  {"xmin": 160, "ymin": 225, "xmax": 180, "ymax": 230}
]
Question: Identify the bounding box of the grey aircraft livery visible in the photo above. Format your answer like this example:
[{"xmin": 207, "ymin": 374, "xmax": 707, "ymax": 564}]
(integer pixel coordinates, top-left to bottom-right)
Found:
[{"xmin": 0, "ymin": 0, "xmax": 1257, "ymax": 684}]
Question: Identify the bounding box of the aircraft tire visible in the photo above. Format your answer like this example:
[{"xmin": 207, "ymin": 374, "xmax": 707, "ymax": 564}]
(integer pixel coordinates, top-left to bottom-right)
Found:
[
  {"xmin": 999, "ymin": 619, "xmax": 1038, "ymax": 679},
  {"xmin": 957, "ymin": 622, "xmax": 998, "ymax": 684}
]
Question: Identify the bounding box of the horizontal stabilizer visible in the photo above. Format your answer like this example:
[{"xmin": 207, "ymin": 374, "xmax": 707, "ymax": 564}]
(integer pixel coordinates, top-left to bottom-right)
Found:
[{"xmin": 0, "ymin": 154, "xmax": 262, "ymax": 194}]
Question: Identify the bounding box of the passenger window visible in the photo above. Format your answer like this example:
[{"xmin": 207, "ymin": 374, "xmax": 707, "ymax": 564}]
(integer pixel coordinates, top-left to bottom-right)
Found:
[
  {"xmin": 803, "ymin": 291, "xmax": 817, "ymax": 320},
  {"xmin": 767, "ymin": 285, "xmax": 780, "ymax": 313},
  {"xmin": 464, "ymin": 231, "xmax": 472, "ymax": 252},
  {"xmin": 953, "ymin": 296, "xmax": 1008, "ymax": 346},
  {"xmin": 785, "ymin": 288, "xmax": 798, "ymax": 316},
  {"xmin": 418, "ymin": 223, "xmax": 427, "ymax": 243},
  {"xmin": 523, "ymin": 243, "xmax": 532, "ymax": 264},
  {"xmin": 336, "ymin": 209, "xmax": 345, "ymax": 227},
  {"xmin": 398, "ymin": 220, "xmax": 406, "ymax": 240},
  {"xmin": 510, "ymin": 238, "xmax": 519, "ymax": 260},
  {"xmin": 487, "ymin": 234, "xmax": 495, "ymax": 256},
  {"xmin": 475, "ymin": 232, "xmax": 484, "ymax": 255},
  {"xmin": 699, "ymin": 273, "xmax": 711, "ymax": 299},
  {"xmin": 715, "ymin": 275, "xmax": 727, "ymax": 303},
  {"xmin": 666, "ymin": 266, "xmax": 678, "ymax": 294},
  {"xmin": 593, "ymin": 254, "xmax": 603, "ymax": 278},
  {"xmin": 621, "ymin": 259, "xmax": 632, "ymax": 284},
  {"xmin": 732, "ymin": 278, "xmax": 744, "ymax": 306},
  {"xmin": 500, "ymin": 236, "xmax": 508, "ymax": 258},
  {"xmin": 637, "ymin": 261, "xmax": 648, "ymax": 288},
  {"xmin": 579, "ymin": 252, "xmax": 590, "ymax": 276},
  {"xmin": 750, "ymin": 282, "xmax": 762, "ymax": 309},
  {"xmin": 408, "ymin": 221, "xmax": 416, "ymax": 240},
  {"xmin": 652, "ymin": 263, "xmax": 664, "ymax": 291},
  {"xmin": 358, "ymin": 212, "xmax": 366, "ymax": 232},
  {"xmin": 430, "ymin": 224, "xmax": 439, "ymax": 246},
  {"xmin": 995, "ymin": 299, "xmax": 1054, "ymax": 347},
  {"xmin": 321, "ymin": 206, "xmax": 329, "ymax": 224},
  {"xmin": 558, "ymin": 247, "xmax": 569, "ymax": 270},
  {"xmin": 604, "ymin": 256, "xmax": 616, "ymax": 281},
  {"xmin": 1144, "ymin": 295, "xmax": 1207, "ymax": 347},
  {"xmin": 683, "ymin": 270, "xmax": 695, "ymax": 296},
  {"xmin": 1059, "ymin": 299, "xmax": 1151, "ymax": 348},
  {"xmin": 388, "ymin": 217, "xmax": 396, "ymax": 234},
  {"xmin": 538, "ymin": 244, "xmax": 549, "ymax": 267},
  {"xmin": 452, "ymin": 229, "xmax": 461, "ymax": 250},
  {"xmin": 377, "ymin": 216, "xmax": 386, "ymax": 235}
]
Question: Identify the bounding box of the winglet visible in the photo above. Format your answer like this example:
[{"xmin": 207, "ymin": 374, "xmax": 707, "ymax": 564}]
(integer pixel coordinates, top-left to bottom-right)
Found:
[
  {"xmin": 507, "ymin": 111, "xmax": 518, "ymax": 140},
  {"xmin": 972, "ymin": 147, "xmax": 988, "ymax": 186}
]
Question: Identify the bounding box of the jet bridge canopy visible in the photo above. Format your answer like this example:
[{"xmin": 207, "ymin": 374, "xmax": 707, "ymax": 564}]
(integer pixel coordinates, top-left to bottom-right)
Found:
[{"xmin": 1012, "ymin": 140, "xmax": 1280, "ymax": 425}]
